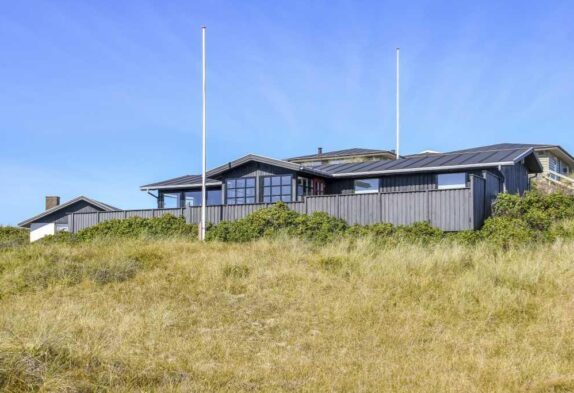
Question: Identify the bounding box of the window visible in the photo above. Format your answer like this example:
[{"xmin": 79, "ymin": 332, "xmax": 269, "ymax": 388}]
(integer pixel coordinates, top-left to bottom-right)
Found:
[
  {"xmin": 162, "ymin": 192, "xmax": 180, "ymax": 208},
  {"xmin": 437, "ymin": 173, "xmax": 466, "ymax": 190},
  {"xmin": 354, "ymin": 178, "xmax": 379, "ymax": 194},
  {"xmin": 226, "ymin": 178, "xmax": 256, "ymax": 205},
  {"xmin": 297, "ymin": 177, "xmax": 313, "ymax": 201},
  {"xmin": 184, "ymin": 189, "xmax": 222, "ymax": 206},
  {"xmin": 263, "ymin": 175, "xmax": 292, "ymax": 203},
  {"xmin": 297, "ymin": 177, "xmax": 325, "ymax": 201}
]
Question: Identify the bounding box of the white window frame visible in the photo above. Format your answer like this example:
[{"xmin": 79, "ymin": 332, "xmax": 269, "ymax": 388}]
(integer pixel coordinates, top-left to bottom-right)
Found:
[
  {"xmin": 354, "ymin": 178, "xmax": 380, "ymax": 194},
  {"xmin": 437, "ymin": 173, "xmax": 467, "ymax": 190}
]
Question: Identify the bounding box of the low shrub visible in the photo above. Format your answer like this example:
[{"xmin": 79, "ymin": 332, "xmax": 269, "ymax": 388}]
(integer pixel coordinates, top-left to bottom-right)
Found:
[
  {"xmin": 394, "ymin": 222, "xmax": 444, "ymax": 244},
  {"xmin": 493, "ymin": 192, "xmax": 574, "ymax": 221},
  {"xmin": 292, "ymin": 212, "xmax": 348, "ymax": 243},
  {"xmin": 479, "ymin": 216, "xmax": 534, "ymax": 248},
  {"xmin": 76, "ymin": 214, "xmax": 197, "ymax": 241},
  {"xmin": 38, "ymin": 231, "xmax": 76, "ymax": 244},
  {"xmin": 207, "ymin": 203, "xmax": 351, "ymax": 243},
  {"xmin": 0, "ymin": 226, "xmax": 28, "ymax": 247},
  {"xmin": 206, "ymin": 202, "xmax": 302, "ymax": 242}
]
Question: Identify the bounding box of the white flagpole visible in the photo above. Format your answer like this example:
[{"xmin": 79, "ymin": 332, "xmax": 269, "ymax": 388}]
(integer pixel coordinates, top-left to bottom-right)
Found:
[
  {"xmin": 200, "ymin": 26, "xmax": 207, "ymax": 241},
  {"xmin": 396, "ymin": 47, "xmax": 400, "ymax": 159}
]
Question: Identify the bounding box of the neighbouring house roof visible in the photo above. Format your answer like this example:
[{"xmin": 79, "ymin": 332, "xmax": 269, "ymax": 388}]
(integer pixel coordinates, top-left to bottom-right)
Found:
[
  {"xmin": 18, "ymin": 196, "xmax": 118, "ymax": 228},
  {"xmin": 447, "ymin": 143, "xmax": 574, "ymax": 161},
  {"xmin": 314, "ymin": 146, "xmax": 543, "ymax": 177},
  {"xmin": 287, "ymin": 148, "xmax": 397, "ymax": 162}
]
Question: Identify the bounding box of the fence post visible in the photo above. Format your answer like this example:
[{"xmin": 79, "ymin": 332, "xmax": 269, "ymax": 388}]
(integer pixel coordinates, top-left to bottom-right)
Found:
[
  {"xmin": 336, "ymin": 194, "xmax": 341, "ymax": 219},
  {"xmin": 69, "ymin": 213, "xmax": 75, "ymax": 233},
  {"xmin": 426, "ymin": 190, "xmax": 431, "ymax": 224}
]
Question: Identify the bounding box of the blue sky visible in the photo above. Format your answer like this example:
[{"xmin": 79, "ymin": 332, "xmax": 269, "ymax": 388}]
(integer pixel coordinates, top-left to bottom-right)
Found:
[{"xmin": 1, "ymin": 0, "xmax": 573, "ymax": 225}]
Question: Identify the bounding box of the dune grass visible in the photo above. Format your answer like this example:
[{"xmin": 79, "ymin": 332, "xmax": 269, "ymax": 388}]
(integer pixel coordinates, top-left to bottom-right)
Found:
[{"xmin": 1, "ymin": 238, "xmax": 574, "ymax": 392}]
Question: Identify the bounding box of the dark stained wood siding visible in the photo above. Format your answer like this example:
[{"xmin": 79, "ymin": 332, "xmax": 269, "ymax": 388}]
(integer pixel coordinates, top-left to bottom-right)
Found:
[
  {"xmin": 32, "ymin": 201, "xmax": 105, "ymax": 225},
  {"xmin": 380, "ymin": 174, "xmax": 437, "ymax": 192},
  {"xmin": 500, "ymin": 163, "xmax": 530, "ymax": 195}
]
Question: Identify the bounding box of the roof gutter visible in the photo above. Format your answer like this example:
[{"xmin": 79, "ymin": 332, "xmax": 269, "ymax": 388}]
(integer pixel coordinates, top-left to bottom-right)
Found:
[{"xmin": 140, "ymin": 182, "xmax": 222, "ymax": 191}]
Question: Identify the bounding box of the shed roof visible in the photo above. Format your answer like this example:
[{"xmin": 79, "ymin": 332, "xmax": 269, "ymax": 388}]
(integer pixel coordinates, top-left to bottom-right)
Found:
[{"xmin": 18, "ymin": 196, "xmax": 118, "ymax": 228}]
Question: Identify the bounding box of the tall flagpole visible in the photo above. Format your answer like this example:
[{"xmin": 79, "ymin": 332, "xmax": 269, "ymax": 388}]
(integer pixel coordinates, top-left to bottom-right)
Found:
[
  {"xmin": 396, "ymin": 47, "xmax": 400, "ymax": 159},
  {"xmin": 200, "ymin": 26, "xmax": 207, "ymax": 241}
]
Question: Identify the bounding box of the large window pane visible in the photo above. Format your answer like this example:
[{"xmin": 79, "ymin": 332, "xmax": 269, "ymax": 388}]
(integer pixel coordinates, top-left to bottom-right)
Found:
[
  {"xmin": 207, "ymin": 190, "xmax": 222, "ymax": 205},
  {"xmin": 226, "ymin": 177, "xmax": 256, "ymax": 205},
  {"xmin": 437, "ymin": 173, "xmax": 466, "ymax": 190},
  {"xmin": 263, "ymin": 175, "xmax": 292, "ymax": 203},
  {"xmin": 162, "ymin": 193, "xmax": 180, "ymax": 208},
  {"xmin": 354, "ymin": 178, "xmax": 379, "ymax": 194},
  {"xmin": 184, "ymin": 191, "xmax": 201, "ymax": 206},
  {"xmin": 185, "ymin": 189, "xmax": 222, "ymax": 206}
]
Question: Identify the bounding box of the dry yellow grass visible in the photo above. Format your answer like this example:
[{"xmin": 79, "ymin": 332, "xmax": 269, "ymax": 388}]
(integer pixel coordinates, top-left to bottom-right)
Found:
[{"xmin": 1, "ymin": 238, "xmax": 574, "ymax": 392}]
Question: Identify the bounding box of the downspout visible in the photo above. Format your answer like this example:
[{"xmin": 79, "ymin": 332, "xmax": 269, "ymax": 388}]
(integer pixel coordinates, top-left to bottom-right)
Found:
[{"xmin": 498, "ymin": 165, "xmax": 507, "ymax": 193}]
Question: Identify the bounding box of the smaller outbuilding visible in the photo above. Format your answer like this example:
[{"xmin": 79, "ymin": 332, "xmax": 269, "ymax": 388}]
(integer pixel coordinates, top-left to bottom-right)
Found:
[{"xmin": 18, "ymin": 196, "xmax": 118, "ymax": 242}]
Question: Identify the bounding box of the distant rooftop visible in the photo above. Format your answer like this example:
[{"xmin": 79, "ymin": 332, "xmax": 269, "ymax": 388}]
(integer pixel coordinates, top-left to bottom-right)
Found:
[{"xmin": 287, "ymin": 147, "xmax": 396, "ymax": 162}]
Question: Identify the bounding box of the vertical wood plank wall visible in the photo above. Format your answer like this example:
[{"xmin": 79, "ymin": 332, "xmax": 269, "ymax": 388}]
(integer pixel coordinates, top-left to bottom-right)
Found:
[{"xmin": 70, "ymin": 180, "xmax": 488, "ymax": 233}]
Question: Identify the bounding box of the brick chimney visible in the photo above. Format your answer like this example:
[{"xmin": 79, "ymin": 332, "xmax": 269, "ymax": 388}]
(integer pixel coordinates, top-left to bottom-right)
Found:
[{"xmin": 45, "ymin": 196, "xmax": 60, "ymax": 210}]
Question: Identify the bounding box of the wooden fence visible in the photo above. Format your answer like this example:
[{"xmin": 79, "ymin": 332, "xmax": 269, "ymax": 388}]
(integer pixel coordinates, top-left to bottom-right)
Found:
[{"xmin": 70, "ymin": 177, "xmax": 490, "ymax": 233}]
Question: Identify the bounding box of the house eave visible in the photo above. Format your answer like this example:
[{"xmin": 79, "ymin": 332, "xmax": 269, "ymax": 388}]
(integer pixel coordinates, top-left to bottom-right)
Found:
[{"xmin": 140, "ymin": 182, "xmax": 222, "ymax": 191}]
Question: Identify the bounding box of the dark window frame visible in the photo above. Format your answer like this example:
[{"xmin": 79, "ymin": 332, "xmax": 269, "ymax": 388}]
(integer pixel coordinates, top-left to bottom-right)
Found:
[
  {"xmin": 226, "ymin": 177, "xmax": 256, "ymax": 205},
  {"xmin": 262, "ymin": 175, "xmax": 293, "ymax": 203}
]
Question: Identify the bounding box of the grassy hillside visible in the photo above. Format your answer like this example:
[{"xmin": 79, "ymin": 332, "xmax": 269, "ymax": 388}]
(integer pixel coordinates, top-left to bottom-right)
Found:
[{"xmin": 1, "ymin": 238, "xmax": 574, "ymax": 392}]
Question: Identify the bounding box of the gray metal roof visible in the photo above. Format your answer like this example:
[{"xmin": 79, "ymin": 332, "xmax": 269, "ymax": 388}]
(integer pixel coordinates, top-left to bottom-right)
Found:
[
  {"xmin": 315, "ymin": 146, "xmax": 542, "ymax": 177},
  {"xmin": 287, "ymin": 148, "xmax": 396, "ymax": 161},
  {"xmin": 447, "ymin": 143, "xmax": 574, "ymax": 163},
  {"xmin": 140, "ymin": 154, "xmax": 331, "ymax": 190},
  {"xmin": 141, "ymin": 146, "xmax": 543, "ymax": 190},
  {"xmin": 18, "ymin": 196, "xmax": 118, "ymax": 227}
]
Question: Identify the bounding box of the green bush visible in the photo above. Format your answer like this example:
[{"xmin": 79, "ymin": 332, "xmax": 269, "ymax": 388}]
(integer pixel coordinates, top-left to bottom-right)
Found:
[
  {"xmin": 292, "ymin": 212, "xmax": 348, "ymax": 243},
  {"xmin": 206, "ymin": 202, "xmax": 300, "ymax": 242},
  {"xmin": 76, "ymin": 215, "xmax": 197, "ymax": 241},
  {"xmin": 206, "ymin": 203, "xmax": 349, "ymax": 244},
  {"xmin": 489, "ymin": 191, "xmax": 574, "ymax": 245},
  {"xmin": 479, "ymin": 216, "xmax": 534, "ymax": 248},
  {"xmin": 393, "ymin": 222, "xmax": 444, "ymax": 244},
  {"xmin": 0, "ymin": 226, "xmax": 28, "ymax": 247},
  {"xmin": 493, "ymin": 192, "xmax": 574, "ymax": 221},
  {"xmin": 38, "ymin": 231, "xmax": 76, "ymax": 244}
]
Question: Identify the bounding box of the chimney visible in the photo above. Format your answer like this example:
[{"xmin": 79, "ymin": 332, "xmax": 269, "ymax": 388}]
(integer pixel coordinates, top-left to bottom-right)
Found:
[
  {"xmin": 45, "ymin": 196, "xmax": 60, "ymax": 210},
  {"xmin": 317, "ymin": 147, "xmax": 323, "ymax": 156}
]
